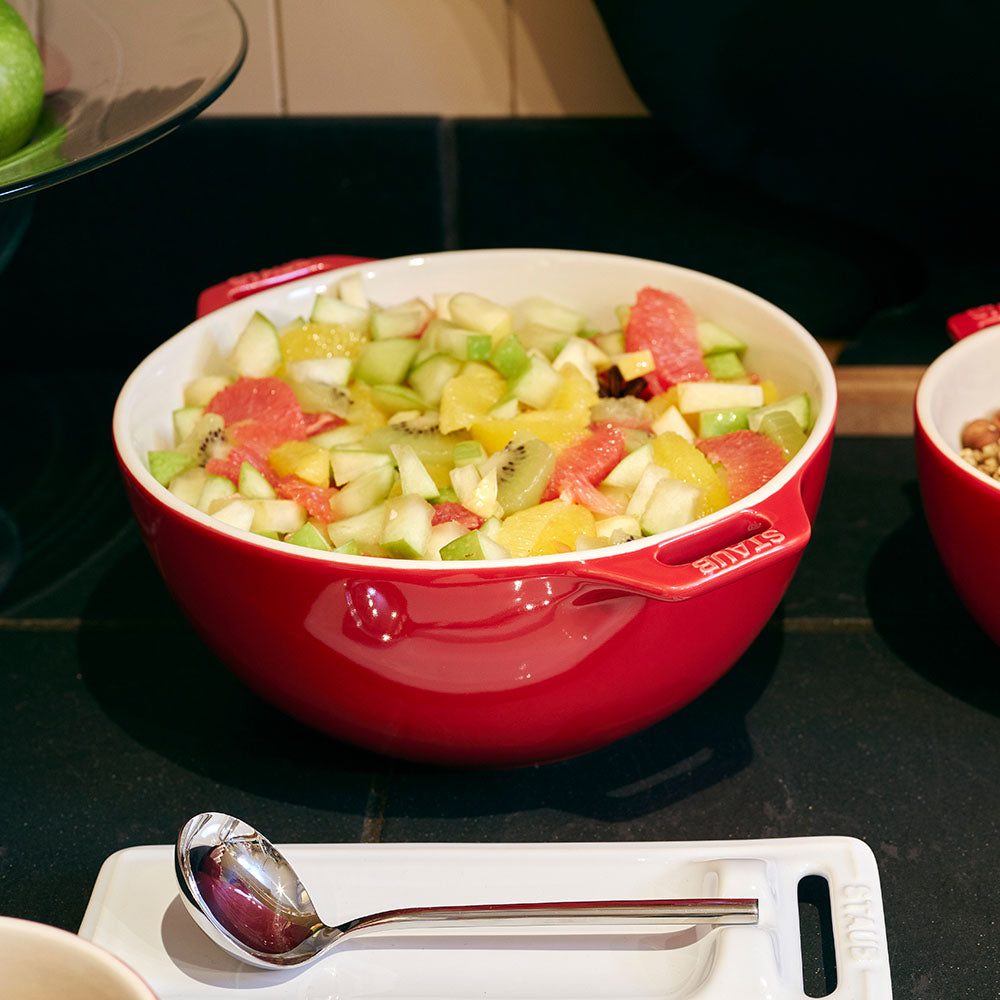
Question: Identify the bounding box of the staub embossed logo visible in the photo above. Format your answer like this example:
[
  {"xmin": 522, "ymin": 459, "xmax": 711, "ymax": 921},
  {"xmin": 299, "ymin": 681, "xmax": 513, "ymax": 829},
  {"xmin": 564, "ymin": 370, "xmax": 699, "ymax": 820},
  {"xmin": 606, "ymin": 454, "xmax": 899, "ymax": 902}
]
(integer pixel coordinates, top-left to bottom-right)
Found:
[
  {"xmin": 691, "ymin": 528, "xmax": 786, "ymax": 576},
  {"xmin": 841, "ymin": 883, "xmax": 881, "ymax": 961}
]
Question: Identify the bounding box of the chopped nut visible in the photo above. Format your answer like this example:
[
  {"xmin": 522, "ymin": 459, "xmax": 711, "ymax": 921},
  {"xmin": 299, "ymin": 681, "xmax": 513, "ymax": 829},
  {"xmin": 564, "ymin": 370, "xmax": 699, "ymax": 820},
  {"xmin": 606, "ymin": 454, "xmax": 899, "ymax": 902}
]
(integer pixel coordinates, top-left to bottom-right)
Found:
[
  {"xmin": 961, "ymin": 418, "xmax": 1000, "ymax": 450},
  {"xmin": 961, "ymin": 411, "xmax": 1000, "ymax": 479}
]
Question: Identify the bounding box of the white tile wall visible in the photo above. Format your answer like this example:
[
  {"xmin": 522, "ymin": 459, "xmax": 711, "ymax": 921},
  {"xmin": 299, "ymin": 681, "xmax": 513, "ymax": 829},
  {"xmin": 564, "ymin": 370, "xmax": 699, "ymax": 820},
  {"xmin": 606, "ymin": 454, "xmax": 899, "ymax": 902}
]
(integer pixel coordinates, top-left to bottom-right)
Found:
[{"xmin": 207, "ymin": 0, "xmax": 648, "ymax": 117}]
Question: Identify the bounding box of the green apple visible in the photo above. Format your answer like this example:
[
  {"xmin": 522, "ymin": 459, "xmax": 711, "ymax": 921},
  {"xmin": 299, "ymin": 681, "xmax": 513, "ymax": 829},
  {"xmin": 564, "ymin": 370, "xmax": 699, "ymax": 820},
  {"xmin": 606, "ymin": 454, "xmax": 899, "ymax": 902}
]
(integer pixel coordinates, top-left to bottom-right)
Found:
[{"xmin": 0, "ymin": 1, "xmax": 44, "ymax": 160}]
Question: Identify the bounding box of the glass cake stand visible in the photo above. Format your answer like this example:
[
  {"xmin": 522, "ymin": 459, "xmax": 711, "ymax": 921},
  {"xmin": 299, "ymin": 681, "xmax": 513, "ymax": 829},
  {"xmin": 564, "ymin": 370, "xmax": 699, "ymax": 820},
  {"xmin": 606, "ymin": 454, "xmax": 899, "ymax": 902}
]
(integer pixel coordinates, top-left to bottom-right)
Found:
[{"xmin": 0, "ymin": 0, "xmax": 246, "ymax": 594}]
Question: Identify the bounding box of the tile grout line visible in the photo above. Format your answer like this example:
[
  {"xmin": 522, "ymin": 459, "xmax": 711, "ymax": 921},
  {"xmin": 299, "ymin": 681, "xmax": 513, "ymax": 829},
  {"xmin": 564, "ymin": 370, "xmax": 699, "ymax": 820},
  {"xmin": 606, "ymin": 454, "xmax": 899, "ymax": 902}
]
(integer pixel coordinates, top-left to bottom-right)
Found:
[
  {"xmin": 359, "ymin": 768, "xmax": 394, "ymax": 844},
  {"xmin": 0, "ymin": 616, "xmax": 875, "ymax": 634},
  {"xmin": 0, "ymin": 617, "xmax": 175, "ymax": 631}
]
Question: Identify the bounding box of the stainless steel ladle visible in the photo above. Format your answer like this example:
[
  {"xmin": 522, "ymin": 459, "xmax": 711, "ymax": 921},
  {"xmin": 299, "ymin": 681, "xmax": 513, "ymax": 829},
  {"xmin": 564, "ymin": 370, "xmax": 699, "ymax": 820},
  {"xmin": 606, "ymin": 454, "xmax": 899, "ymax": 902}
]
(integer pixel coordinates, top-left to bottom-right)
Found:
[{"xmin": 175, "ymin": 812, "xmax": 759, "ymax": 969}]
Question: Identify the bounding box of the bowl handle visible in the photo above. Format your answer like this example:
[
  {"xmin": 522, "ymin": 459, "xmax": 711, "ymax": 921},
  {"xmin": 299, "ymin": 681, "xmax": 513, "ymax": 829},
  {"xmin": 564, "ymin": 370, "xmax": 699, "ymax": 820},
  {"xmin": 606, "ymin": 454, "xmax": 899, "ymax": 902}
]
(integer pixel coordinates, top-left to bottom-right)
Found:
[
  {"xmin": 946, "ymin": 302, "xmax": 1000, "ymax": 341},
  {"xmin": 195, "ymin": 254, "xmax": 376, "ymax": 317},
  {"xmin": 567, "ymin": 486, "xmax": 812, "ymax": 601}
]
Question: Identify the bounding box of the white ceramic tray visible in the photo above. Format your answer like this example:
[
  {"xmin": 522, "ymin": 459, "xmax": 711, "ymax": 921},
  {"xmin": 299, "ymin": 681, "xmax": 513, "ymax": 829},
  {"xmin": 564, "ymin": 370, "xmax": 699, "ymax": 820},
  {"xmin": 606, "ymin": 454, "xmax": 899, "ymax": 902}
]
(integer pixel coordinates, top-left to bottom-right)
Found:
[{"xmin": 79, "ymin": 838, "xmax": 892, "ymax": 999}]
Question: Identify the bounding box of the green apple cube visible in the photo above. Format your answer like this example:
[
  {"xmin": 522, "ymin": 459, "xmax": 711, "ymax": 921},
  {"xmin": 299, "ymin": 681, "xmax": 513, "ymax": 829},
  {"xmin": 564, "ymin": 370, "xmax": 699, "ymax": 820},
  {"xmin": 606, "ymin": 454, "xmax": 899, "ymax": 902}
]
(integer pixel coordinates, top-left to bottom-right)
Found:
[
  {"xmin": 380, "ymin": 494, "xmax": 434, "ymax": 559},
  {"xmin": 370, "ymin": 299, "xmax": 431, "ymax": 340},
  {"xmin": 196, "ymin": 474, "xmax": 237, "ymax": 513},
  {"xmin": 676, "ymin": 381, "xmax": 764, "ymax": 413},
  {"xmin": 639, "ymin": 477, "xmax": 703, "ymax": 535},
  {"xmin": 288, "ymin": 521, "xmax": 332, "ymax": 551},
  {"xmin": 452, "ymin": 440, "xmax": 487, "ymax": 467},
  {"xmin": 328, "ymin": 464, "xmax": 395, "ymax": 520},
  {"xmin": 172, "ymin": 405, "xmax": 203, "ymax": 445},
  {"xmin": 625, "ymin": 463, "xmax": 673, "ymax": 519},
  {"xmin": 168, "ymin": 467, "xmax": 209, "ymax": 506},
  {"xmin": 211, "ymin": 498, "xmax": 255, "ymax": 532},
  {"xmin": 603, "ymin": 442, "xmax": 654, "ymax": 491},
  {"xmin": 591, "ymin": 330, "xmax": 625, "ymax": 356},
  {"xmin": 229, "ymin": 311, "xmax": 282, "ymax": 378},
  {"xmin": 747, "ymin": 392, "xmax": 812, "ymax": 432},
  {"xmin": 285, "ymin": 357, "xmax": 352, "ymax": 387},
  {"xmin": 330, "ymin": 448, "xmax": 393, "ymax": 487},
  {"xmin": 390, "ymin": 443, "xmax": 439, "ymax": 499},
  {"xmin": 697, "ymin": 406, "xmax": 754, "ymax": 438},
  {"xmin": 514, "ymin": 322, "xmax": 569, "ymax": 360},
  {"xmin": 489, "ymin": 334, "xmax": 531, "ymax": 379},
  {"xmin": 509, "ymin": 354, "xmax": 562, "ymax": 409},
  {"xmin": 432, "ymin": 320, "xmax": 493, "ymax": 361},
  {"xmin": 756, "ymin": 409, "xmax": 808, "ymax": 459},
  {"xmin": 552, "ymin": 338, "xmax": 599, "ymax": 389},
  {"xmin": 650, "ymin": 405, "xmax": 695, "ymax": 442},
  {"xmin": 409, "ymin": 352, "xmax": 462, "ymax": 406},
  {"xmin": 439, "ymin": 527, "xmax": 509, "ymax": 560},
  {"xmin": 352, "ymin": 338, "xmax": 420, "ymax": 385},
  {"xmin": 238, "ymin": 461, "xmax": 276, "ymax": 499},
  {"xmin": 249, "ymin": 498, "xmax": 307, "ymax": 535},
  {"xmin": 697, "ymin": 319, "xmax": 746, "ymax": 355},
  {"xmin": 326, "ymin": 503, "xmax": 388, "ymax": 550},
  {"xmin": 183, "ymin": 375, "xmax": 232, "ymax": 408},
  {"xmin": 514, "ymin": 296, "xmax": 588, "ymax": 335},
  {"xmin": 487, "ymin": 394, "xmax": 519, "ymax": 419},
  {"xmin": 309, "ymin": 424, "xmax": 366, "ymax": 449},
  {"xmin": 310, "ymin": 292, "xmax": 370, "ymax": 329},
  {"xmin": 336, "ymin": 272, "xmax": 368, "ymax": 309},
  {"xmin": 448, "ymin": 291, "xmax": 513, "ymax": 343},
  {"xmin": 148, "ymin": 450, "xmax": 194, "ymax": 486},
  {"xmin": 427, "ymin": 520, "xmax": 469, "ymax": 558},
  {"xmin": 703, "ymin": 350, "xmax": 746, "ymax": 380},
  {"xmin": 370, "ymin": 384, "xmax": 430, "ymax": 415}
]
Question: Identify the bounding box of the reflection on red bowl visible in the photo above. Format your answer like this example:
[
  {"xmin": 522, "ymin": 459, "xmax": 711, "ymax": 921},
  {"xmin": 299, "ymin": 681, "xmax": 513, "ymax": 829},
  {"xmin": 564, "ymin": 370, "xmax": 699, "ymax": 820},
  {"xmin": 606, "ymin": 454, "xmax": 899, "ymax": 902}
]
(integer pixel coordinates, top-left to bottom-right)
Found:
[
  {"xmin": 915, "ymin": 325, "xmax": 1000, "ymax": 646},
  {"xmin": 112, "ymin": 249, "xmax": 837, "ymax": 767}
]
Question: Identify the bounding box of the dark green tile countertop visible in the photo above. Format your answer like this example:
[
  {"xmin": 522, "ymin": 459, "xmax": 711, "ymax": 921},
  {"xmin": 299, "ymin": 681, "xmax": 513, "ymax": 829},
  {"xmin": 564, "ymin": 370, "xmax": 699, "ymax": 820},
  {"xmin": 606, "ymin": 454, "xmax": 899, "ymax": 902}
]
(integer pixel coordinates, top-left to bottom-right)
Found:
[{"xmin": 2, "ymin": 117, "xmax": 999, "ymax": 999}]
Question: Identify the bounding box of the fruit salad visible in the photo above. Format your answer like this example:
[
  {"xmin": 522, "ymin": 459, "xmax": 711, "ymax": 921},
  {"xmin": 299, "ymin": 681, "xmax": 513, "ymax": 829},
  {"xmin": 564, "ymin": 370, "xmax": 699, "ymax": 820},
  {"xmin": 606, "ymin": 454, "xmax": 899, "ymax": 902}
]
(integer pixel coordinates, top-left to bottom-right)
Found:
[{"xmin": 147, "ymin": 276, "xmax": 814, "ymax": 560}]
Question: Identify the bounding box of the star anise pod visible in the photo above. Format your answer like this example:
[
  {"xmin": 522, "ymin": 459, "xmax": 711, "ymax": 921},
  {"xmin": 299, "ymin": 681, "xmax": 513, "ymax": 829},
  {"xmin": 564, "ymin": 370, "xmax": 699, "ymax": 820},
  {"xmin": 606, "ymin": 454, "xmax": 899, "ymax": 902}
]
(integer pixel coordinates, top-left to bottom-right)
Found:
[{"xmin": 598, "ymin": 365, "xmax": 647, "ymax": 398}]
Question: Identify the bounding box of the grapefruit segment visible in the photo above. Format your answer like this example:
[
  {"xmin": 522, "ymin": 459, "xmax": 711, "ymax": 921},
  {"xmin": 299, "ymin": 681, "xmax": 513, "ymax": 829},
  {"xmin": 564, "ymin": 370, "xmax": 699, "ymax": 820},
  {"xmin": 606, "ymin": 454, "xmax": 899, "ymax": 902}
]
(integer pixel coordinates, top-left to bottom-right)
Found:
[
  {"xmin": 207, "ymin": 377, "xmax": 308, "ymax": 442},
  {"xmin": 430, "ymin": 501, "xmax": 485, "ymax": 531},
  {"xmin": 541, "ymin": 425, "xmax": 626, "ymax": 515},
  {"xmin": 696, "ymin": 430, "xmax": 786, "ymax": 502},
  {"xmin": 275, "ymin": 477, "xmax": 338, "ymax": 523},
  {"xmin": 205, "ymin": 444, "xmax": 277, "ymax": 487},
  {"xmin": 625, "ymin": 287, "xmax": 710, "ymax": 394}
]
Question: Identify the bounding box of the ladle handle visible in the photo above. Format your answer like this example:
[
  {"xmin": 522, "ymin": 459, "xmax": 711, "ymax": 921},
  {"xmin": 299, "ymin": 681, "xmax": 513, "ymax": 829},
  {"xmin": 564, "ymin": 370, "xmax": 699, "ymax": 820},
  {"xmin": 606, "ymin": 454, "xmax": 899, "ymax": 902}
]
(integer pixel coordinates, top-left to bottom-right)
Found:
[{"xmin": 340, "ymin": 897, "xmax": 759, "ymax": 936}]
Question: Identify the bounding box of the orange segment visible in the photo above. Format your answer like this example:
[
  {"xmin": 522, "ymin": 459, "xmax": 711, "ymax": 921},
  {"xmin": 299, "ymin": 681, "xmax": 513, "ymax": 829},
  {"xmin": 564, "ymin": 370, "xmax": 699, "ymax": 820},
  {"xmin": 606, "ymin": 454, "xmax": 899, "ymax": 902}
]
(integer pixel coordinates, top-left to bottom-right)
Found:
[
  {"xmin": 280, "ymin": 321, "xmax": 368, "ymax": 362},
  {"xmin": 650, "ymin": 431, "xmax": 729, "ymax": 517},
  {"xmin": 345, "ymin": 380, "xmax": 388, "ymax": 433},
  {"xmin": 646, "ymin": 385, "xmax": 680, "ymax": 419},
  {"xmin": 438, "ymin": 366, "xmax": 506, "ymax": 434},
  {"xmin": 268, "ymin": 440, "xmax": 331, "ymax": 487},
  {"xmin": 550, "ymin": 364, "xmax": 599, "ymax": 418},
  {"xmin": 469, "ymin": 410, "xmax": 588, "ymax": 454},
  {"xmin": 495, "ymin": 500, "xmax": 596, "ymax": 558}
]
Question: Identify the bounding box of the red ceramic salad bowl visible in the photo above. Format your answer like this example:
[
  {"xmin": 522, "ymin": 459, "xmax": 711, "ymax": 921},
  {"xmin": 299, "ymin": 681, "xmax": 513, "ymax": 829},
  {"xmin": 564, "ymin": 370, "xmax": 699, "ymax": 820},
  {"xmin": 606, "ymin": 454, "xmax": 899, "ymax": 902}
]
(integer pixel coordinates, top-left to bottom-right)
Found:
[
  {"xmin": 112, "ymin": 249, "xmax": 837, "ymax": 766},
  {"xmin": 915, "ymin": 324, "xmax": 1000, "ymax": 647}
]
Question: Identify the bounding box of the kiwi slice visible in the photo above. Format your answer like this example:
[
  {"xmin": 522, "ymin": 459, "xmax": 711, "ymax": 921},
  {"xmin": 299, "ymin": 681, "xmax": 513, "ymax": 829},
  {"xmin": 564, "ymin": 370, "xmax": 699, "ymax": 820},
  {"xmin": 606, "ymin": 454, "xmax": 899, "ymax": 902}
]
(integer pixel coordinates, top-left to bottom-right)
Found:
[
  {"xmin": 363, "ymin": 413, "xmax": 467, "ymax": 466},
  {"xmin": 177, "ymin": 412, "xmax": 230, "ymax": 466},
  {"xmin": 493, "ymin": 435, "xmax": 555, "ymax": 514},
  {"xmin": 286, "ymin": 377, "xmax": 351, "ymax": 416}
]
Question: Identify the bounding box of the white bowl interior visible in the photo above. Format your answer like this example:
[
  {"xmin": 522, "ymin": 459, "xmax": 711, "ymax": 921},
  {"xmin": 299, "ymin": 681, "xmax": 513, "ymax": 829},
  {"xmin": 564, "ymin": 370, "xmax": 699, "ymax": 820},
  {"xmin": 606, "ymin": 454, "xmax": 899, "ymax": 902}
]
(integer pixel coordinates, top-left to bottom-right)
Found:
[
  {"xmin": 114, "ymin": 249, "xmax": 837, "ymax": 564},
  {"xmin": 0, "ymin": 917, "xmax": 155, "ymax": 1000},
  {"xmin": 916, "ymin": 325, "xmax": 1000, "ymax": 486}
]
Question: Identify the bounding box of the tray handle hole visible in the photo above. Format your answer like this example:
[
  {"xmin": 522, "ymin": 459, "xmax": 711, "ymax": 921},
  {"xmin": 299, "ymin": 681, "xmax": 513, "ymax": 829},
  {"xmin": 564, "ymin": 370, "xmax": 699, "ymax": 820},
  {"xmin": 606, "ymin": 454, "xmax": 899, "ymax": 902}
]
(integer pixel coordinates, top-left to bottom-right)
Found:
[{"xmin": 798, "ymin": 874, "xmax": 837, "ymax": 997}]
